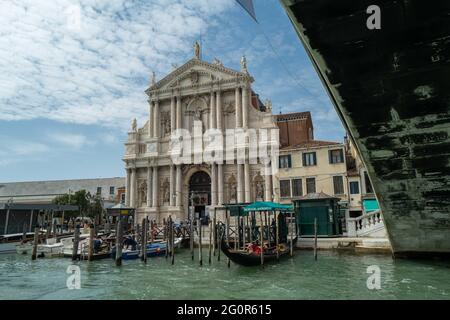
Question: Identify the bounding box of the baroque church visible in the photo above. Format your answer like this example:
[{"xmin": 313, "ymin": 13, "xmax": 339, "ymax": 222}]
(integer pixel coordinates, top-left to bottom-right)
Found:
[{"xmin": 123, "ymin": 43, "xmax": 279, "ymax": 223}]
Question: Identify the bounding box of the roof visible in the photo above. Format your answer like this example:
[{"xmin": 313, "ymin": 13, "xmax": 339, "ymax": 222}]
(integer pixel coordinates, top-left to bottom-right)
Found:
[
  {"xmin": 280, "ymin": 140, "xmax": 342, "ymax": 150},
  {"xmin": 275, "ymin": 111, "xmax": 311, "ymax": 122},
  {"xmin": 0, "ymin": 203, "xmax": 79, "ymax": 211},
  {"xmin": 296, "ymin": 192, "xmax": 340, "ymax": 201}
]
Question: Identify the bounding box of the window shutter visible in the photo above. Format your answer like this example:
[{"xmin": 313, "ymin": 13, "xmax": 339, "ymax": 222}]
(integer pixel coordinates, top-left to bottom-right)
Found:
[
  {"xmin": 313, "ymin": 152, "xmax": 317, "ymax": 165},
  {"xmin": 328, "ymin": 150, "xmax": 332, "ymax": 163}
]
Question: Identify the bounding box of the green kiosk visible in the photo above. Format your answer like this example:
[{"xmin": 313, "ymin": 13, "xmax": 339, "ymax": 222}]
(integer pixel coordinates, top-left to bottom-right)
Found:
[{"xmin": 294, "ymin": 192, "xmax": 343, "ymax": 237}]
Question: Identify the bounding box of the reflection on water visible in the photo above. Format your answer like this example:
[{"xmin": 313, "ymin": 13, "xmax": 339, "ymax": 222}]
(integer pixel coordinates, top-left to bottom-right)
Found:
[{"xmin": 0, "ymin": 250, "xmax": 449, "ymax": 300}]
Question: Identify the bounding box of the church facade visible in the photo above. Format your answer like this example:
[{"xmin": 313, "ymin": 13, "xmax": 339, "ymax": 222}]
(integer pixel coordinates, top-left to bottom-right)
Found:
[{"xmin": 123, "ymin": 45, "xmax": 279, "ymax": 223}]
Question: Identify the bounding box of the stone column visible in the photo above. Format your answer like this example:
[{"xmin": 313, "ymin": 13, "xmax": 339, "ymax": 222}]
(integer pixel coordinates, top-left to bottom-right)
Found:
[
  {"xmin": 217, "ymin": 164, "xmax": 223, "ymax": 205},
  {"xmin": 176, "ymin": 165, "xmax": 182, "ymax": 207},
  {"xmin": 153, "ymin": 99, "xmax": 159, "ymax": 138},
  {"xmin": 235, "ymin": 87, "xmax": 241, "ymax": 128},
  {"xmin": 237, "ymin": 164, "xmax": 244, "ymax": 203},
  {"xmin": 125, "ymin": 168, "xmax": 131, "ymax": 206},
  {"xmin": 130, "ymin": 168, "xmax": 136, "ymax": 207},
  {"xmin": 211, "ymin": 163, "xmax": 217, "ymax": 206},
  {"xmin": 264, "ymin": 166, "xmax": 272, "ymax": 202},
  {"xmin": 242, "ymin": 85, "xmax": 249, "ymax": 128},
  {"xmin": 170, "ymin": 96, "xmax": 176, "ymax": 133},
  {"xmin": 216, "ymin": 90, "xmax": 222, "ymax": 130},
  {"xmin": 176, "ymin": 95, "xmax": 182, "ymax": 129},
  {"xmin": 152, "ymin": 166, "xmax": 158, "ymax": 207},
  {"xmin": 210, "ymin": 91, "xmax": 216, "ymax": 129},
  {"xmin": 244, "ymin": 163, "xmax": 251, "ymax": 203},
  {"xmin": 169, "ymin": 165, "xmax": 175, "ymax": 207},
  {"xmin": 147, "ymin": 166, "xmax": 152, "ymax": 207},
  {"xmin": 148, "ymin": 101, "xmax": 153, "ymax": 138}
]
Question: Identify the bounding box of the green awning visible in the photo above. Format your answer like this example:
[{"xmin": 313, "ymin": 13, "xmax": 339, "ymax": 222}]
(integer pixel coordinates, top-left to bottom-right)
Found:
[
  {"xmin": 363, "ymin": 199, "xmax": 379, "ymax": 213},
  {"xmin": 243, "ymin": 201, "xmax": 294, "ymax": 213}
]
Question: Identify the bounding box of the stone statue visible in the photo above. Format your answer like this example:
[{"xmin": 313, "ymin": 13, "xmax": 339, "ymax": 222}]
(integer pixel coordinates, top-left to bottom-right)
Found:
[
  {"xmin": 162, "ymin": 112, "xmax": 171, "ymax": 136},
  {"xmin": 163, "ymin": 179, "xmax": 170, "ymax": 204},
  {"xmin": 212, "ymin": 58, "xmax": 223, "ymax": 66},
  {"xmin": 240, "ymin": 55, "xmax": 247, "ymax": 72},
  {"xmin": 230, "ymin": 181, "xmax": 237, "ymax": 202},
  {"xmin": 264, "ymin": 99, "xmax": 272, "ymax": 112},
  {"xmin": 151, "ymin": 71, "xmax": 156, "ymax": 86},
  {"xmin": 256, "ymin": 180, "xmax": 264, "ymax": 200},
  {"xmin": 194, "ymin": 41, "xmax": 200, "ymax": 59},
  {"xmin": 139, "ymin": 181, "xmax": 147, "ymax": 205},
  {"xmin": 131, "ymin": 118, "xmax": 137, "ymax": 132}
]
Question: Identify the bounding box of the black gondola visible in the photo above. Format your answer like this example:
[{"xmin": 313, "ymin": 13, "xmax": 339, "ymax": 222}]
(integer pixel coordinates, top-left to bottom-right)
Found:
[{"xmin": 220, "ymin": 237, "xmax": 297, "ymax": 267}]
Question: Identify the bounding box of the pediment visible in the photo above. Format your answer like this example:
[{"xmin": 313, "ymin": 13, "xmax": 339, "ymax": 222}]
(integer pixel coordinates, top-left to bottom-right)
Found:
[{"xmin": 146, "ymin": 58, "xmax": 250, "ymax": 94}]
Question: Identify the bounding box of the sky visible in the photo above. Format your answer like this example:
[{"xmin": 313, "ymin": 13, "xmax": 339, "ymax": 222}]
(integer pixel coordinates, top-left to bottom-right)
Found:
[{"xmin": 0, "ymin": 0, "xmax": 344, "ymax": 183}]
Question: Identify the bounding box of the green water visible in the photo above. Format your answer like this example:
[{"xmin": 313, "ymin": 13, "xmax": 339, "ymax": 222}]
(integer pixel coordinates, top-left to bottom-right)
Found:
[{"xmin": 0, "ymin": 250, "xmax": 449, "ymax": 299}]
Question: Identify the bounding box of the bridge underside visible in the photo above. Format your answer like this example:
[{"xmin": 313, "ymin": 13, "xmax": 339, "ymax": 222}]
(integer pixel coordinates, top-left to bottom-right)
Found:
[{"xmin": 281, "ymin": 0, "xmax": 450, "ymax": 258}]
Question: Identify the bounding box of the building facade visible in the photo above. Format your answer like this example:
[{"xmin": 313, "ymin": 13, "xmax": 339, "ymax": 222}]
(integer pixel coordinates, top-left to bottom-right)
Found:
[{"xmin": 123, "ymin": 46, "xmax": 278, "ymax": 223}]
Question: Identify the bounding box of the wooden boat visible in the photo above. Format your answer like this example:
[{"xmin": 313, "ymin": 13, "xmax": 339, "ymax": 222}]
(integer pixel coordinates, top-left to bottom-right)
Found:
[
  {"xmin": 110, "ymin": 237, "xmax": 183, "ymax": 260},
  {"xmin": 220, "ymin": 238, "xmax": 296, "ymax": 267}
]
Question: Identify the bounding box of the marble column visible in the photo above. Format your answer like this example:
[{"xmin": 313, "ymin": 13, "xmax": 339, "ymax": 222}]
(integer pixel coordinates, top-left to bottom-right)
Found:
[
  {"xmin": 244, "ymin": 163, "xmax": 251, "ymax": 203},
  {"xmin": 237, "ymin": 163, "xmax": 244, "ymax": 203},
  {"xmin": 147, "ymin": 166, "xmax": 152, "ymax": 207},
  {"xmin": 235, "ymin": 87, "xmax": 241, "ymax": 128},
  {"xmin": 217, "ymin": 164, "xmax": 223, "ymax": 205},
  {"xmin": 169, "ymin": 165, "xmax": 175, "ymax": 207},
  {"xmin": 176, "ymin": 165, "xmax": 182, "ymax": 207},
  {"xmin": 176, "ymin": 95, "xmax": 182, "ymax": 129},
  {"xmin": 153, "ymin": 99, "xmax": 159, "ymax": 138},
  {"xmin": 211, "ymin": 163, "xmax": 217, "ymax": 206},
  {"xmin": 125, "ymin": 168, "xmax": 131, "ymax": 206},
  {"xmin": 170, "ymin": 96, "xmax": 176, "ymax": 133},
  {"xmin": 216, "ymin": 90, "xmax": 222, "ymax": 130},
  {"xmin": 148, "ymin": 101, "xmax": 153, "ymax": 138},
  {"xmin": 130, "ymin": 168, "xmax": 136, "ymax": 208},
  {"xmin": 152, "ymin": 166, "xmax": 158, "ymax": 207},
  {"xmin": 242, "ymin": 85, "xmax": 249, "ymax": 128},
  {"xmin": 210, "ymin": 91, "xmax": 216, "ymax": 129}
]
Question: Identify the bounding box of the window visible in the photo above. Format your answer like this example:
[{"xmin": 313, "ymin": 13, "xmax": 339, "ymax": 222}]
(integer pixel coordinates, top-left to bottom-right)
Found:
[
  {"xmin": 306, "ymin": 178, "xmax": 316, "ymax": 194},
  {"xmin": 280, "ymin": 180, "xmax": 291, "ymax": 198},
  {"xmin": 350, "ymin": 181, "xmax": 360, "ymax": 194},
  {"xmin": 333, "ymin": 176, "xmax": 344, "ymax": 195},
  {"xmin": 110, "ymin": 186, "xmax": 115, "ymax": 195},
  {"xmin": 302, "ymin": 152, "xmax": 317, "ymax": 166},
  {"xmin": 329, "ymin": 149, "xmax": 344, "ymax": 164},
  {"xmin": 279, "ymin": 155, "xmax": 292, "ymax": 168},
  {"xmin": 292, "ymin": 179, "xmax": 303, "ymax": 197},
  {"xmin": 96, "ymin": 187, "xmax": 102, "ymax": 195},
  {"xmin": 120, "ymin": 193, "xmax": 125, "ymax": 204}
]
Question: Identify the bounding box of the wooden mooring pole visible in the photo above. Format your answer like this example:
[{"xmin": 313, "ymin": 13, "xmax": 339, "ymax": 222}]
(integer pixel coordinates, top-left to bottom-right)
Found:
[
  {"xmin": 198, "ymin": 217, "xmax": 202, "ymax": 266},
  {"xmin": 141, "ymin": 218, "xmax": 147, "ymax": 263},
  {"xmin": 171, "ymin": 218, "xmax": 175, "ymax": 265},
  {"xmin": 275, "ymin": 211, "xmax": 279, "ymax": 261},
  {"xmin": 115, "ymin": 219, "xmax": 123, "ymax": 266},
  {"xmin": 208, "ymin": 220, "xmax": 212, "ymax": 265},
  {"xmin": 260, "ymin": 212, "xmax": 264, "ymax": 267},
  {"xmin": 31, "ymin": 227, "xmax": 39, "ymax": 260},
  {"xmin": 72, "ymin": 226, "xmax": 80, "ymax": 261},
  {"xmin": 290, "ymin": 210, "xmax": 294, "ymax": 257},
  {"xmin": 314, "ymin": 217, "xmax": 318, "ymax": 261},
  {"xmin": 88, "ymin": 227, "xmax": 94, "ymax": 261},
  {"xmin": 190, "ymin": 217, "xmax": 194, "ymax": 261}
]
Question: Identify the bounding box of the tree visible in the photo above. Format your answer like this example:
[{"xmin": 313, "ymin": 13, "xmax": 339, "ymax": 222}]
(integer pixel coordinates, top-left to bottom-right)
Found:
[{"xmin": 53, "ymin": 189, "xmax": 91, "ymax": 218}]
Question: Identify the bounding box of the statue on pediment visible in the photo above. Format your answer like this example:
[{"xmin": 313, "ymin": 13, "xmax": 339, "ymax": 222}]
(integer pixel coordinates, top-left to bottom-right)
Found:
[
  {"xmin": 194, "ymin": 41, "xmax": 201, "ymax": 59},
  {"xmin": 264, "ymin": 99, "xmax": 272, "ymax": 112},
  {"xmin": 240, "ymin": 55, "xmax": 248, "ymax": 72},
  {"xmin": 212, "ymin": 58, "xmax": 223, "ymax": 66},
  {"xmin": 131, "ymin": 118, "xmax": 137, "ymax": 132},
  {"xmin": 151, "ymin": 71, "xmax": 156, "ymax": 86}
]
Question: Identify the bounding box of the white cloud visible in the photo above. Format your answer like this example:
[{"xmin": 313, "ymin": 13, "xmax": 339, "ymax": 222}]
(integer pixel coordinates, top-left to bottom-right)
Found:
[
  {"xmin": 47, "ymin": 132, "xmax": 90, "ymax": 149},
  {"xmin": 0, "ymin": 0, "xmax": 234, "ymax": 131},
  {"xmin": 0, "ymin": 136, "xmax": 51, "ymax": 166}
]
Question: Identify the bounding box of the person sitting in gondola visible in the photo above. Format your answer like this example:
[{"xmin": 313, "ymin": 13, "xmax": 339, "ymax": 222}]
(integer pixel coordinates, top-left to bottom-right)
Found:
[{"xmin": 122, "ymin": 236, "xmax": 137, "ymax": 250}]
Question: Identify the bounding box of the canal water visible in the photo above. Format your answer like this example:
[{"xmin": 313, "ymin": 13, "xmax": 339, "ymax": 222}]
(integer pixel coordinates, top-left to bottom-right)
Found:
[{"xmin": 0, "ymin": 250, "xmax": 449, "ymax": 299}]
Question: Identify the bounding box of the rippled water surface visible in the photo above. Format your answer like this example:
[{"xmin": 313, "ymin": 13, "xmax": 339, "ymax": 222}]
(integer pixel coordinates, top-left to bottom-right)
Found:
[{"xmin": 1, "ymin": 250, "xmax": 449, "ymax": 299}]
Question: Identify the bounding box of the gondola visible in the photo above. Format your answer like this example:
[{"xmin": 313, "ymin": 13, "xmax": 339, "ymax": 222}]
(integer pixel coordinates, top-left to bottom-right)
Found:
[{"xmin": 220, "ymin": 238, "xmax": 297, "ymax": 267}]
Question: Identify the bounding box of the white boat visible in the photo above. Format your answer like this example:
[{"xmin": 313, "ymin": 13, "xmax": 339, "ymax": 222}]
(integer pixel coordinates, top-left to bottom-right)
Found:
[
  {"xmin": 1, "ymin": 233, "xmax": 34, "ymax": 254},
  {"xmin": 16, "ymin": 237, "xmax": 65, "ymax": 257}
]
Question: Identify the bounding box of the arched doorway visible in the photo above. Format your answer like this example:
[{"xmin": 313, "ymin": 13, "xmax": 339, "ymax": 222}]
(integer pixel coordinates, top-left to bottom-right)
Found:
[{"xmin": 188, "ymin": 171, "xmax": 211, "ymax": 222}]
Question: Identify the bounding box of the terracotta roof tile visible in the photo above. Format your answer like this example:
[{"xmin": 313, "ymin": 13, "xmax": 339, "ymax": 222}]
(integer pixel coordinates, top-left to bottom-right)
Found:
[{"xmin": 280, "ymin": 140, "xmax": 341, "ymax": 150}]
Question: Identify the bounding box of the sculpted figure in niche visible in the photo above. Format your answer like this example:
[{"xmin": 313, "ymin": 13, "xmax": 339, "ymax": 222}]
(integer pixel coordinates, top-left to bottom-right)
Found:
[
  {"xmin": 162, "ymin": 179, "xmax": 170, "ymax": 204},
  {"xmin": 139, "ymin": 181, "xmax": 147, "ymax": 205},
  {"xmin": 256, "ymin": 180, "xmax": 264, "ymax": 200}
]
